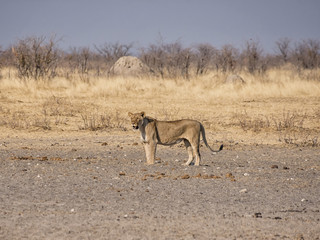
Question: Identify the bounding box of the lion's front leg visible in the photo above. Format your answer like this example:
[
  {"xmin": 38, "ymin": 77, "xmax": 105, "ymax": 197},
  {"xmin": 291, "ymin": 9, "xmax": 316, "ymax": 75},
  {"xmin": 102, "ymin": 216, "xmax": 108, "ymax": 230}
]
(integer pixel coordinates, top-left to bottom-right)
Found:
[{"xmin": 144, "ymin": 140, "xmax": 157, "ymax": 165}]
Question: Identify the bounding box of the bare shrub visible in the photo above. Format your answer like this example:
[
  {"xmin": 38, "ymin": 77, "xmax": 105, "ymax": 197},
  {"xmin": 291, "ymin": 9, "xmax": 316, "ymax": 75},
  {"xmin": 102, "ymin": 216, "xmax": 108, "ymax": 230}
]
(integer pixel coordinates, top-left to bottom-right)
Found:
[
  {"xmin": 0, "ymin": 110, "xmax": 51, "ymax": 130},
  {"xmin": 235, "ymin": 111, "xmax": 270, "ymax": 132},
  {"xmin": 9, "ymin": 111, "xmax": 29, "ymax": 129},
  {"xmin": 241, "ymin": 40, "xmax": 265, "ymax": 73},
  {"xmin": 42, "ymin": 96, "xmax": 76, "ymax": 118},
  {"xmin": 95, "ymin": 42, "xmax": 133, "ymax": 72},
  {"xmin": 194, "ymin": 43, "xmax": 217, "ymax": 75},
  {"xmin": 279, "ymin": 133, "xmax": 319, "ymax": 147},
  {"xmin": 11, "ymin": 36, "xmax": 59, "ymax": 80},
  {"xmin": 292, "ymin": 39, "xmax": 320, "ymax": 69},
  {"xmin": 275, "ymin": 38, "xmax": 291, "ymax": 63},
  {"xmin": 0, "ymin": 46, "xmax": 3, "ymax": 78},
  {"xmin": 80, "ymin": 114, "xmax": 109, "ymax": 131},
  {"xmin": 63, "ymin": 47, "xmax": 92, "ymax": 81},
  {"xmin": 79, "ymin": 111, "xmax": 127, "ymax": 131},
  {"xmin": 273, "ymin": 111, "xmax": 306, "ymax": 131},
  {"xmin": 34, "ymin": 109, "xmax": 51, "ymax": 130},
  {"xmin": 139, "ymin": 43, "xmax": 165, "ymax": 78},
  {"xmin": 0, "ymin": 46, "xmax": 2, "ymax": 69},
  {"xmin": 216, "ymin": 44, "xmax": 239, "ymax": 72},
  {"xmin": 235, "ymin": 110, "xmax": 307, "ymax": 133},
  {"xmin": 139, "ymin": 40, "xmax": 191, "ymax": 79},
  {"xmin": 162, "ymin": 42, "xmax": 191, "ymax": 79}
]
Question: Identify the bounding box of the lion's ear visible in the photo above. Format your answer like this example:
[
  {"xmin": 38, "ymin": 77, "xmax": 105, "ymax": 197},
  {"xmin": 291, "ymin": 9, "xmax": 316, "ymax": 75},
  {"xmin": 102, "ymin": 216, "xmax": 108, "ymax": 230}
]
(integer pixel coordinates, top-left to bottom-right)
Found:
[
  {"xmin": 141, "ymin": 112, "xmax": 145, "ymax": 117},
  {"xmin": 128, "ymin": 112, "xmax": 133, "ymax": 117}
]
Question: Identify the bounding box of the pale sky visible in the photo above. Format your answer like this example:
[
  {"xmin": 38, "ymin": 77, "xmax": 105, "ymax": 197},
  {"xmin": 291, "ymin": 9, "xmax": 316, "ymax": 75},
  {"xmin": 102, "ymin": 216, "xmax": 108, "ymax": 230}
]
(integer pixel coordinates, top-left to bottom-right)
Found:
[{"xmin": 1, "ymin": 0, "xmax": 320, "ymax": 53}]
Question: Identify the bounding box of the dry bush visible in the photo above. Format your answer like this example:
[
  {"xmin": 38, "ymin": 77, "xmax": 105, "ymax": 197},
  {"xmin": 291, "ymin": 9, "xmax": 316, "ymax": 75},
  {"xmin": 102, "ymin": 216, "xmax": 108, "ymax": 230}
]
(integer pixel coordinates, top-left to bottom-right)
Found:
[
  {"xmin": 240, "ymin": 39, "xmax": 266, "ymax": 74},
  {"xmin": 233, "ymin": 109, "xmax": 319, "ymax": 147},
  {"xmin": 279, "ymin": 133, "xmax": 319, "ymax": 147},
  {"xmin": 234, "ymin": 111, "xmax": 271, "ymax": 132},
  {"xmin": 194, "ymin": 43, "xmax": 217, "ymax": 75},
  {"xmin": 79, "ymin": 111, "xmax": 127, "ymax": 131},
  {"xmin": 95, "ymin": 42, "xmax": 133, "ymax": 74},
  {"xmin": 275, "ymin": 38, "xmax": 291, "ymax": 63},
  {"xmin": 140, "ymin": 40, "xmax": 192, "ymax": 79},
  {"xmin": 63, "ymin": 47, "xmax": 91, "ymax": 81},
  {"xmin": 11, "ymin": 36, "xmax": 59, "ymax": 80},
  {"xmin": 235, "ymin": 110, "xmax": 306, "ymax": 132},
  {"xmin": 273, "ymin": 111, "xmax": 306, "ymax": 131},
  {"xmin": 292, "ymin": 39, "xmax": 320, "ymax": 70},
  {"xmin": 42, "ymin": 96, "xmax": 76, "ymax": 117},
  {"xmin": 0, "ymin": 110, "xmax": 51, "ymax": 130},
  {"xmin": 216, "ymin": 44, "xmax": 239, "ymax": 72}
]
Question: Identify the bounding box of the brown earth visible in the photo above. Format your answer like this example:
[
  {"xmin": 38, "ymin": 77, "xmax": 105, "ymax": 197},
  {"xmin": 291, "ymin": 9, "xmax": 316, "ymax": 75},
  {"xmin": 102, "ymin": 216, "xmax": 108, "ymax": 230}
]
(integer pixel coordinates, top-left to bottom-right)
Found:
[{"xmin": 1, "ymin": 131, "xmax": 319, "ymax": 240}]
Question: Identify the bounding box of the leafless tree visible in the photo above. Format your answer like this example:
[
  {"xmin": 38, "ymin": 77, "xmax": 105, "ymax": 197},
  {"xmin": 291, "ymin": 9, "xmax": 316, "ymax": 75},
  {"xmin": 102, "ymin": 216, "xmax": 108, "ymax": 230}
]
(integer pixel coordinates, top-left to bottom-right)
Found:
[
  {"xmin": 0, "ymin": 46, "xmax": 3, "ymax": 69},
  {"xmin": 275, "ymin": 37, "xmax": 291, "ymax": 63},
  {"xmin": 66, "ymin": 47, "xmax": 91, "ymax": 80},
  {"xmin": 292, "ymin": 39, "xmax": 320, "ymax": 69},
  {"xmin": 216, "ymin": 44, "xmax": 239, "ymax": 72},
  {"xmin": 163, "ymin": 41, "xmax": 191, "ymax": 79},
  {"xmin": 139, "ymin": 40, "xmax": 191, "ymax": 79},
  {"xmin": 11, "ymin": 36, "xmax": 59, "ymax": 80},
  {"xmin": 95, "ymin": 42, "xmax": 133, "ymax": 70},
  {"xmin": 241, "ymin": 39, "xmax": 264, "ymax": 73},
  {"xmin": 140, "ymin": 44, "xmax": 164, "ymax": 78},
  {"xmin": 194, "ymin": 43, "xmax": 217, "ymax": 75}
]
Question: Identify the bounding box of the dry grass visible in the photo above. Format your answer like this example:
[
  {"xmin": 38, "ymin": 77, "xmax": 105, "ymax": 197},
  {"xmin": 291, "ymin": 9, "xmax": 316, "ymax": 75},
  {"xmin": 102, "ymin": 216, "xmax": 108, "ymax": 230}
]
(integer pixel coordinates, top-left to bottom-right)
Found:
[{"xmin": 0, "ymin": 67, "xmax": 319, "ymax": 147}]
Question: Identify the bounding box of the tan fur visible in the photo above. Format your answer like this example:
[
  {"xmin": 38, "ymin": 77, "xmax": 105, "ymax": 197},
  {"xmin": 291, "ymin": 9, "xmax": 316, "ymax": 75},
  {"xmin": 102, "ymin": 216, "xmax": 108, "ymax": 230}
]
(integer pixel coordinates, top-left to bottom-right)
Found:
[{"xmin": 128, "ymin": 112, "xmax": 223, "ymax": 166}]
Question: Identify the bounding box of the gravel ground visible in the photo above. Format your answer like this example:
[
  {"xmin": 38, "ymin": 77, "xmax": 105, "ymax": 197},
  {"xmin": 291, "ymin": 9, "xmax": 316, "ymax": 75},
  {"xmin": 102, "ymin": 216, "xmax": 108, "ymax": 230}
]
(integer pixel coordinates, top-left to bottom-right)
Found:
[{"xmin": 0, "ymin": 133, "xmax": 319, "ymax": 239}]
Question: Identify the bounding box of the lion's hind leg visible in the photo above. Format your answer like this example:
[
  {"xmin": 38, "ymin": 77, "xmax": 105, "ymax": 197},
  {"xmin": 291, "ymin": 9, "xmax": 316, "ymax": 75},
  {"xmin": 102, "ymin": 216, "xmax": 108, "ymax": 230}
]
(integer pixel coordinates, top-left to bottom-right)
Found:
[
  {"xmin": 184, "ymin": 139, "xmax": 194, "ymax": 165},
  {"xmin": 191, "ymin": 141, "xmax": 201, "ymax": 166}
]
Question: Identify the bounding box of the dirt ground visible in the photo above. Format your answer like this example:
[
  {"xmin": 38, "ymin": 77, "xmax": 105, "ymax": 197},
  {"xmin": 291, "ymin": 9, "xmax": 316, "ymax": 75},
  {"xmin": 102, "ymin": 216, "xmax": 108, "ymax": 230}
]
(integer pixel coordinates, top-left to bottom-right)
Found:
[{"xmin": 0, "ymin": 131, "xmax": 319, "ymax": 240}]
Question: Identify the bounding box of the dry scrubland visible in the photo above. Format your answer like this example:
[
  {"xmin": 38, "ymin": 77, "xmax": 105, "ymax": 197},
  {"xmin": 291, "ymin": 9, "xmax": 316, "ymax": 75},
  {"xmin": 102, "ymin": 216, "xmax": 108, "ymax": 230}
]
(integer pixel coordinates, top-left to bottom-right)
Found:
[
  {"xmin": 1, "ymin": 68, "xmax": 320, "ymax": 239},
  {"xmin": 0, "ymin": 67, "xmax": 319, "ymax": 147}
]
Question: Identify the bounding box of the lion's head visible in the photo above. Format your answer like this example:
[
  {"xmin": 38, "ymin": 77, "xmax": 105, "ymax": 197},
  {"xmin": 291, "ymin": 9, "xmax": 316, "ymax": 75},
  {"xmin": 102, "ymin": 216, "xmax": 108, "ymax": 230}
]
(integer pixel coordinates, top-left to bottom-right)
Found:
[{"xmin": 128, "ymin": 112, "xmax": 145, "ymax": 130}]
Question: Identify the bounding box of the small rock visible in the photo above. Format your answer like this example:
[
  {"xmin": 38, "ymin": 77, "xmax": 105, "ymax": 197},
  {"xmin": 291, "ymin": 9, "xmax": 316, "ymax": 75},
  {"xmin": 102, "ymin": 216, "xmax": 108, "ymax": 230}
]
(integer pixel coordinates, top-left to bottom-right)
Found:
[
  {"xmin": 239, "ymin": 189, "xmax": 248, "ymax": 193},
  {"xmin": 119, "ymin": 172, "xmax": 126, "ymax": 176},
  {"xmin": 254, "ymin": 212, "xmax": 262, "ymax": 218}
]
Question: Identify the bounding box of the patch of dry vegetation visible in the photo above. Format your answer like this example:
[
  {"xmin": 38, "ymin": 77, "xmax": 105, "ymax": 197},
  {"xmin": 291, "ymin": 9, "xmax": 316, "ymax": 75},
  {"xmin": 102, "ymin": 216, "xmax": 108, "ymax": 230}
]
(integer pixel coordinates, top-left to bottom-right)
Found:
[{"xmin": 0, "ymin": 67, "xmax": 319, "ymax": 147}]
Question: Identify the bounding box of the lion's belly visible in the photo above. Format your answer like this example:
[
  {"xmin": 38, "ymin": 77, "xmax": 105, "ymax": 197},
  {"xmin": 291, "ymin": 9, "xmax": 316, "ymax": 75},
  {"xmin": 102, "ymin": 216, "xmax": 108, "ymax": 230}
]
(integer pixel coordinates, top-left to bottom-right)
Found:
[{"xmin": 158, "ymin": 138, "xmax": 183, "ymax": 146}]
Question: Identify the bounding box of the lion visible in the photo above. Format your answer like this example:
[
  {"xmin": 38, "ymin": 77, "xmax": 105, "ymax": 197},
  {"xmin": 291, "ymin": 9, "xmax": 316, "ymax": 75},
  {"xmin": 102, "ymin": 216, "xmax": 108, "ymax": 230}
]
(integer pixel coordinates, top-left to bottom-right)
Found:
[{"xmin": 128, "ymin": 112, "xmax": 223, "ymax": 166}]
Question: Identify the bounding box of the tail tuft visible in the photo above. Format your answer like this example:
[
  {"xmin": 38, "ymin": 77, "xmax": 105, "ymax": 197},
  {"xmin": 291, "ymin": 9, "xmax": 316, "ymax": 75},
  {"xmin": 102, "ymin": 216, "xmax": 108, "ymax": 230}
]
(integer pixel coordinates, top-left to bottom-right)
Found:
[{"xmin": 219, "ymin": 144, "xmax": 223, "ymax": 151}]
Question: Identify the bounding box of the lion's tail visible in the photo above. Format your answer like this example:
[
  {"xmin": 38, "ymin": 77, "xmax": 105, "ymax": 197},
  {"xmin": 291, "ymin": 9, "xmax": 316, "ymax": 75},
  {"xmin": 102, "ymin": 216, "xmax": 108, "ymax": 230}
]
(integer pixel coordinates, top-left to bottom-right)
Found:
[{"xmin": 200, "ymin": 124, "xmax": 223, "ymax": 153}]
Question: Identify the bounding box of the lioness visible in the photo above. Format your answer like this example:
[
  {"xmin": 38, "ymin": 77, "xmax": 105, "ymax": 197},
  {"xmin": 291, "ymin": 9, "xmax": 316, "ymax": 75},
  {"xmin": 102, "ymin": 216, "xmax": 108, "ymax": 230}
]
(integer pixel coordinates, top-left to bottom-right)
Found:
[{"xmin": 128, "ymin": 112, "xmax": 223, "ymax": 166}]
